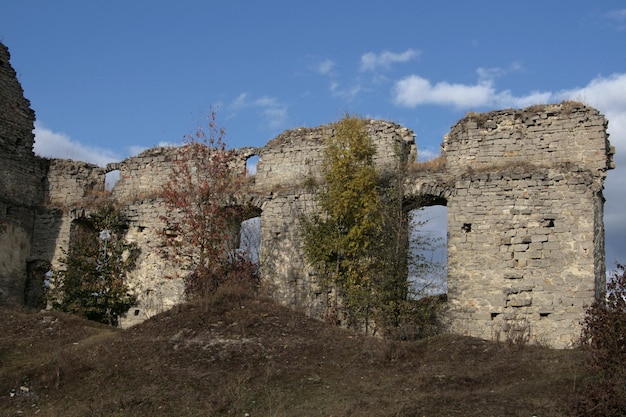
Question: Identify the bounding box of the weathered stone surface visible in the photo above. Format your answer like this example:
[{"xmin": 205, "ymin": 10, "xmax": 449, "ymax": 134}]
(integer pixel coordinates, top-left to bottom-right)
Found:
[
  {"xmin": 0, "ymin": 41, "xmax": 615, "ymax": 348},
  {"xmin": 0, "ymin": 43, "xmax": 47, "ymax": 305}
]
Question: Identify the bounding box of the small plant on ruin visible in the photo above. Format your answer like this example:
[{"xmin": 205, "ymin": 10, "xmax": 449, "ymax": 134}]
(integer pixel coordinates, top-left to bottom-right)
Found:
[
  {"xmin": 47, "ymin": 202, "xmax": 139, "ymax": 326},
  {"xmin": 576, "ymin": 262, "xmax": 626, "ymax": 416},
  {"xmin": 160, "ymin": 112, "xmax": 258, "ymax": 299}
]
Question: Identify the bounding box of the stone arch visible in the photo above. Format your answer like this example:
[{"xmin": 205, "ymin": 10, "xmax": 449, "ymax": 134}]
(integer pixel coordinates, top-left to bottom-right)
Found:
[
  {"xmin": 403, "ymin": 177, "xmax": 452, "ymax": 211},
  {"xmin": 403, "ymin": 178, "xmax": 451, "ymax": 298}
]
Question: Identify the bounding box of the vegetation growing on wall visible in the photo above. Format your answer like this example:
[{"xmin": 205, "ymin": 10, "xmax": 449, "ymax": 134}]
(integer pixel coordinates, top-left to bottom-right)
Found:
[
  {"xmin": 47, "ymin": 203, "xmax": 139, "ymax": 326},
  {"xmin": 161, "ymin": 112, "xmax": 259, "ymax": 299},
  {"xmin": 300, "ymin": 114, "xmax": 443, "ymax": 337}
]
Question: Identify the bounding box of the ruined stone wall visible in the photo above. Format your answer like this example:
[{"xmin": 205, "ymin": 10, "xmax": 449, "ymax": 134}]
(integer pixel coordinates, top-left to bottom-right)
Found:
[
  {"xmin": 108, "ymin": 147, "xmax": 180, "ymax": 202},
  {"xmin": 102, "ymin": 148, "xmax": 182, "ymax": 326},
  {"xmin": 0, "ymin": 41, "xmax": 614, "ymax": 347},
  {"xmin": 111, "ymin": 120, "xmax": 414, "ymax": 325},
  {"xmin": 0, "ymin": 43, "xmax": 47, "ymax": 305},
  {"xmin": 106, "ymin": 145, "xmax": 255, "ymax": 327},
  {"xmin": 438, "ymin": 104, "xmax": 613, "ymax": 347},
  {"xmin": 30, "ymin": 159, "xmax": 107, "ymax": 275},
  {"xmin": 117, "ymin": 199, "xmax": 185, "ymax": 327},
  {"xmin": 255, "ymin": 120, "xmax": 416, "ymax": 317},
  {"xmin": 254, "ymin": 121, "xmax": 415, "ymax": 191}
]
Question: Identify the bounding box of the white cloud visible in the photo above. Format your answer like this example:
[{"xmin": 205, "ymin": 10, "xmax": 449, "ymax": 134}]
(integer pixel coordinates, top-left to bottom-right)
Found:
[
  {"xmin": 33, "ymin": 122, "xmax": 120, "ymax": 167},
  {"xmin": 395, "ymin": 71, "xmax": 626, "ymax": 268},
  {"xmin": 556, "ymin": 73, "xmax": 626, "ymax": 113},
  {"xmin": 360, "ymin": 48, "xmax": 419, "ymax": 72},
  {"xmin": 393, "ymin": 75, "xmax": 497, "ymax": 109},
  {"xmin": 556, "ymin": 74, "xmax": 626, "ymax": 267},
  {"xmin": 392, "ymin": 73, "xmax": 556, "ymax": 110}
]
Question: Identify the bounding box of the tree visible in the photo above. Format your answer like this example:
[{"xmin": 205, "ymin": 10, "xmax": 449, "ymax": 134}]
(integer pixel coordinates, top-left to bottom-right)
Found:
[
  {"xmin": 300, "ymin": 115, "xmax": 386, "ymax": 330},
  {"xmin": 576, "ymin": 262, "xmax": 626, "ymax": 416},
  {"xmin": 301, "ymin": 114, "xmax": 445, "ymax": 337},
  {"xmin": 47, "ymin": 202, "xmax": 139, "ymax": 326},
  {"xmin": 161, "ymin": 112, "xmax": 257, "ymax": 298}
]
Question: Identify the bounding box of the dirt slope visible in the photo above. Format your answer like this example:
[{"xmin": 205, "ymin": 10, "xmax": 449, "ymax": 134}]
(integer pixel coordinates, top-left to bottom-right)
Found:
[{"xmin": 0, "ymin": 294, "xmax": 585, "ymax": 416}]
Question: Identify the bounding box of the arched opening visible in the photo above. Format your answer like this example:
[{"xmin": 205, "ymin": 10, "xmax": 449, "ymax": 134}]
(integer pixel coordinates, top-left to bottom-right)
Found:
[
  {"xmin": 246, "ymin": 155, "xmax": 259, "ymax": 176},
  {"xmin": 408, "ymin": 204, "xmax": 448, "ymax": 297},
  {"xmin": 239, "ymin": 215, "xmax": 261, "ymax": 264},
  {"xmin": 105, "ymin": 169, "xmax": 120, "ymax": 190}
]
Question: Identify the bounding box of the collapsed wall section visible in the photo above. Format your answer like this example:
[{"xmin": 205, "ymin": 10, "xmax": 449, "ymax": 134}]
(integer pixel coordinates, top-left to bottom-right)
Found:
[
  {"xmin": 255, "ymin": 120, "xmax": 415, "ymax": 191},
  {"xmin": 443, "ymin": 103, "xmax": 613, "ymax": 347}
]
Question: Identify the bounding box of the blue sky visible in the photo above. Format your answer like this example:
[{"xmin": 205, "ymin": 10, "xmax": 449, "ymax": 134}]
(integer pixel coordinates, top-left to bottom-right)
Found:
[{"xmin": 2, "ymin": 1, "xmax": 625, "ymax": 270}]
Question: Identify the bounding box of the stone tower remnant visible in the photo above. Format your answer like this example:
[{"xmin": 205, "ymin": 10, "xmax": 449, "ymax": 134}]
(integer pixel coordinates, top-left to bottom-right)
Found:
[{"xmin": 0, "ymin": 42, "xmax": 615, "ymax": 347}]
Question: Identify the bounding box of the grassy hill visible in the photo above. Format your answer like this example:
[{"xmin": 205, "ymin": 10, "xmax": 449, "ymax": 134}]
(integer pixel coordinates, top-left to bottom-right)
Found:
[{"xmin": 0, "ymin": 293, "xmax": 586, "ymax": 416}]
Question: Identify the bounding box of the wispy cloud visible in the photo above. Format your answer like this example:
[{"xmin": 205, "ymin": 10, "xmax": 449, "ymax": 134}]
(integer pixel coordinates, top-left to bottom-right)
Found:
[
  {"xmin": 360, "ymin": 48, "xmax": 420, "ymax": 72},
  {"xmin": 304, "ymin": 55, "xmax": 336, "ymax": 76},
  {"xmin": 330, "ymin": 81, "xmax": 363, "ymax": 101},
  {"xmin": 33, "ymin": 122, "xmax": 121, "ymax": 166},
  {"xmin": 315, "ymin": 58, "xmax": 335, "ymax": 75},
  {"xmin": 230, "ymin": 93, "xmax": 288, "ymax": 130},
  {"xmin": 606, "ymin": 9, "xmax": 626, "ymax": 30},
  {"xmin": 476, "ymin": 63, "xmax": 524, "ymax": 82}
]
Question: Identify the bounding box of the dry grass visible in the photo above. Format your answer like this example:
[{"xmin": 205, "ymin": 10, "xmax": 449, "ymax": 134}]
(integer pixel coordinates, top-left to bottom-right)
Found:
[
  {"xmin": 462, "ymin": 101, "xmax": 588, "ymax": 130},
  {"xmin": 464, "ymin": 160, "xmax": 538, "ymax": 175},
  {"xmin": 0, "ymin": 295, "xmax": 587, "ymax": 417},
  {"xmin": 408, "ymin": 156, "xmax": 447, "ymax": 174}
]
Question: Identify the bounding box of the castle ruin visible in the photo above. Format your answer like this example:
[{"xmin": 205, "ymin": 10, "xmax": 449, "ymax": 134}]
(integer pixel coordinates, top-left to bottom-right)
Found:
[{"xmin": 0, "ymin": 42, "xmax": 615, "ymax": 347}]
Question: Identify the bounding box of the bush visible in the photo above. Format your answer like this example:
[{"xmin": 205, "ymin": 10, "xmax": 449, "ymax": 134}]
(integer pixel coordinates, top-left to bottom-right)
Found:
[
  {"xmin": 576, "ymin": 262, "xmax": 626, "ymax": 416},
  {"xmin": 47, "ymin": 203, "xmax": 139, "ymax": 326}
]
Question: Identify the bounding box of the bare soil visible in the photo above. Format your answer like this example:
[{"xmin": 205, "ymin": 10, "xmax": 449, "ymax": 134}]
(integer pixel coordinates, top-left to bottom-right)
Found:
[{"xmin": 0, "ymin": 294, "xmax": 586, "ymax": 416}]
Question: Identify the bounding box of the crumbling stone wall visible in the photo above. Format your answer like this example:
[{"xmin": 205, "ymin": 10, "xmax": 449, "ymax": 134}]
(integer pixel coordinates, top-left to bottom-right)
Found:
[
  {"xmin": 31, "ymin": 159, "xmax": 106, "ymax": 274},
  {"xmin": 108, "ymin": 121, "xmax": 414, "ymax": 326},
  {"xmin": 0, "ymin": 41, "xmax": 614, "ymax": 347},
  {"xmin": 255, "ymin": 121, "xmax": 416, "ymax": 317},
  {"xmin": 418, "ymin": 104, "xmax": 613, "ymax": 347},
  {"xmin": 0, "ymin": 43, "xmax": 47, "ymax": 305}
]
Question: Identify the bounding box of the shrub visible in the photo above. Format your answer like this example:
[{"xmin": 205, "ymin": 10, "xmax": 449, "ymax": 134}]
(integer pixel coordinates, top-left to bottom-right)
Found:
[
  {"xmin": 576, "ymin": 262, "xmax": 626, "ymax": 416},
  {"xmin": 47, "ymin": 203, "xmax": 139, "ymax": 326}
]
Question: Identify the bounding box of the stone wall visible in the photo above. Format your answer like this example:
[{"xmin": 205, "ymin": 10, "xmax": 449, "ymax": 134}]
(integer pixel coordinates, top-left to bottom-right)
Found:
[
  {"xmin": 0, "ymin": 43, "xmax": 47, "ymax": 305},
  {"xmin": 108, "ymin": 120, "xmax": 414, "ymax": 325},
  {"xmin": 425, "ymin": 104, "xmax": 613, "ymax": 347},
  {"xmin": 0, "ymin": 41, "xmax": 615, "ymax": 347},
  {"xmin": 254, "ymin": 121, "xmax": 415, "ymax": 192}
]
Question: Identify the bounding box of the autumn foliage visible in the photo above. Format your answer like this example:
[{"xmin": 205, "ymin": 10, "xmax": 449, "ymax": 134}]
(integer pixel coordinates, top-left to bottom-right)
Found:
[{"xmin": 161, "ymin": 112, "xmax": 257, "ymax": 298}]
